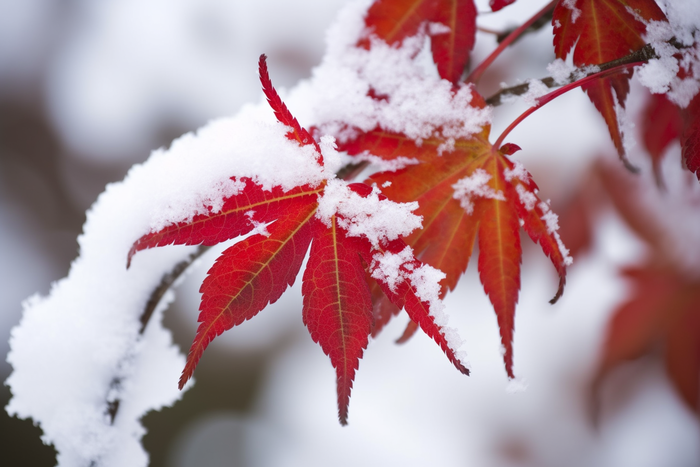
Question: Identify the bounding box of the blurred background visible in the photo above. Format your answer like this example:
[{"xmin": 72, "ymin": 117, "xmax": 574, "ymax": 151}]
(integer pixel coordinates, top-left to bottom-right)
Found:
[{"xmin": 1, "ymin": 0, "xmax": 698, "ymax": 466}]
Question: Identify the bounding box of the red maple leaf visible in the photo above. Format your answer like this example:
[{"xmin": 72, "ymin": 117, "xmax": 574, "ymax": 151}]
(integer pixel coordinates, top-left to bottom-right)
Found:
[
  {"xmin": 552, "ymin": 0, "xmax": 666, "ymax": 168},
  {"xmin": 340, "ymin": 111, "xmax": 570, "ymax": 379},
  {"xmin": 681, "ymin": 91, "xmax": 700, "ymax": 179},
  {"xmin": 362, "ymin": 0, "xmax": 477, "ymax": 83},
  {"xmin": 591, "ymin": 156, "xmax": 700, "ymax": 418},
  {"xmin": 594, "ymin": 265, "xmax": 700, "ymax": 415},
  {"xmin": 641, "ymin": 91, "xmax": 683, "ymax": 185},
  {"xmin": 128, "ymin": 55, "xmax": 469, "ymax": 425}
]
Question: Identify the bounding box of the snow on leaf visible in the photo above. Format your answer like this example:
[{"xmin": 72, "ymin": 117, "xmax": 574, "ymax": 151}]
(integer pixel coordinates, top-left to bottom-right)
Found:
[
  {"xmin": 129, "ymin": 55, "xmax": 467, "ymax": 424},
  {"xmin": 552, "ymin": 0, "xmax": 667, "ymax": 165},
  {"xmin": 362, "ymin": 0, "xmax": 477, "ymax": 83}
]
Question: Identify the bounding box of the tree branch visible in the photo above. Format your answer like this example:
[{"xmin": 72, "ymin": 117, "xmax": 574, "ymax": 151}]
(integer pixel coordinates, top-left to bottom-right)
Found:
[{"xmin": 486, "ymin": 41, "xmax": 673, "ymax": 106}]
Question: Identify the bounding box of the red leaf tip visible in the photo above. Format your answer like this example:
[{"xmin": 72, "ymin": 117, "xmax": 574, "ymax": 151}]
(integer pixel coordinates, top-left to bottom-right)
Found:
[{"xmin": 258, "ymin": 54, "xmax": 321, "ymax": 159}]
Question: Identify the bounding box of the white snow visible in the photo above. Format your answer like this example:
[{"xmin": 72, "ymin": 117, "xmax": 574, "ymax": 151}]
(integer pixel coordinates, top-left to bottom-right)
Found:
[
  {"xmin": 353, "ymin": 153, "xmax": 420, "ymax": 172},
  {"xmin": 316, "ymin": 179, "xmax": 422, "ymax": 248},
  {"xmin": 538, "ymin": 201, "xmax": 573, "ymax": 266},
  {"xmin": 428, "ymin": 22, "xmax": 451, "ymax": 36},
  {"xmin": 516, "ymin": 184, "xmax": 538, "ymax": 211},
  {"xmin": 452, "ymin": 169, "xmax": 506, "ymax": 214},
  {"xmin": 562, "ymin": 0, "xmax": 582, "ymax": 23},
  {"xmin": 503, "ymin": 160, "xmax": 529, "ymax": 182},
  {"xmin": 368, "ymin": 245, "xmax": 469, "ymax": 369},
  {"xmin": 547, "ymin": 58, "xmax": 576, "ymax": 85},
  {"xmin": 638, "ymin": 7, "xmax": 700, "ymax": 108},
  {"xmin": 501, "ymin": 79, "xmax": 551, "ymax": 107}
]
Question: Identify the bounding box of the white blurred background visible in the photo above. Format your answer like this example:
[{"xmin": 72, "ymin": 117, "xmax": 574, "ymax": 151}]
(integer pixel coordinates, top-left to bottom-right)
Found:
[{"xmin": 1, "ymin": 0, "xmax": 698, "ymax": 466}]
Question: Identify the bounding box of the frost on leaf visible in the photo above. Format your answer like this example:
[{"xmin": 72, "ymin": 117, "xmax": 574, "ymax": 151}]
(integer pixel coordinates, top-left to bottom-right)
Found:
[{"xmin": 128, "ymin": 55, "xmax": 468, "ymax": 425}]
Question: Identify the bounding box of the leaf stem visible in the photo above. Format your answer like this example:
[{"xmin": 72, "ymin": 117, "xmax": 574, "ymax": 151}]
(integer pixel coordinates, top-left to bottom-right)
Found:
[
  {"xmin": 493, "ymin": 62, "xmax": 643, "ymax": 150},
  {"xmin": 466, "ymin": 0, "xmax": 558, "ymax": 84}
]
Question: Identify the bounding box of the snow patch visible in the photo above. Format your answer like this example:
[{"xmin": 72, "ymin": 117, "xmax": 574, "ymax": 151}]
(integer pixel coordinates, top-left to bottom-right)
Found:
[
  {"xmin": 428, "ymin": 22, "xmax": 451, "ymax": 36},
  {"xmin": 562, "ymin": 0, "xmax": 582, "ymax": 23},
  {"xmin": 316, "ymin": 179, "xmax": 422, "ymax": 248},
  {"xmin": 547, "ymin": 59, "xmax": 575, "ymax": 85},
  {"xmin": 452, "ymin": 169, "xmax": 506, "ymax": 215}
]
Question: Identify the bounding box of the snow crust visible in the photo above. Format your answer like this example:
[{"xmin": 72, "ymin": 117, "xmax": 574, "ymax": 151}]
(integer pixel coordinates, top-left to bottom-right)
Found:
[
  {"xmin": 316, "ymin": 179, "xmax": 422, "ymax": 248},
  {"xmin": 3, "ymin": 89, "xmax": 347, "ymax": 467},
  {"xmin": 452, "ymin": 169, "xmax": 506, "ymax": 214}
]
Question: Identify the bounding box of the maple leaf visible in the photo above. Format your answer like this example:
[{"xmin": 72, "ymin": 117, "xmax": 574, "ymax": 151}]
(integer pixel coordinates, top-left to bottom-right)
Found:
[
  {"xmin": 641, "ymin": 91, "xmax": 683, "ymax": 185},
  {"xmin": 640, "ymin": 88, "xmax": 700, "ymax": 184},
  {"xmin": 362, "ymin": 0, "xmax": 477, "ymax": 83},
  {"xmin": 552, "ymin": 0, "xmax": 666, "ymax": 168},
  {"xmin": 594, "ymin": 265, "xmax": 700, "ymax": 415},
  {"xmin": 128, "ymin": 55, "xmax": 469, "ymax": 425},
  {"xmin": 681, "ymin": 90, "xmax": 700, "ymax": 180},
  {"xmin": 340, "ymin": 117, "xmax": 570, "ymax": 379}
]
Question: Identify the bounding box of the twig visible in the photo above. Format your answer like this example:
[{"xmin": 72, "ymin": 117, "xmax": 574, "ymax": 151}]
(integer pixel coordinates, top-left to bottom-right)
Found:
[
  {"xmin": 467, "ymin": 0, "xmax": 558, "ymax": 84},
  {"xmin": 486, "ymin": 42, "xmax": 667, "ymax": 106},
  {"xmin": 487, "ymin": 8, "xmax": 554, "ymax": 44}
]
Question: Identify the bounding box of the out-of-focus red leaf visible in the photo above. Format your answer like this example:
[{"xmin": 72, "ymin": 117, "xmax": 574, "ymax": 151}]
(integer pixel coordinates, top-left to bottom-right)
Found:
[
  {"xmin": 595, "ymin": 266, "xmax": 700, "ymax": 415},
  {"xmin": 489, "ymin": 0, "xmax": 516, "ymax": 12},
  {"xmin": 641, "ymin": 92, "xmax": 683, "ymax": 185},
  {"xmin": 363, "ymin": 0, "xmax": 477, "ymax": 83},
  {"xmin": 552, "ymin": 0, "xmax": 666, "ymax": 165},
  {"xmin": 681, "ymin": 91, "xmax": 700, "ymax": 180}
]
